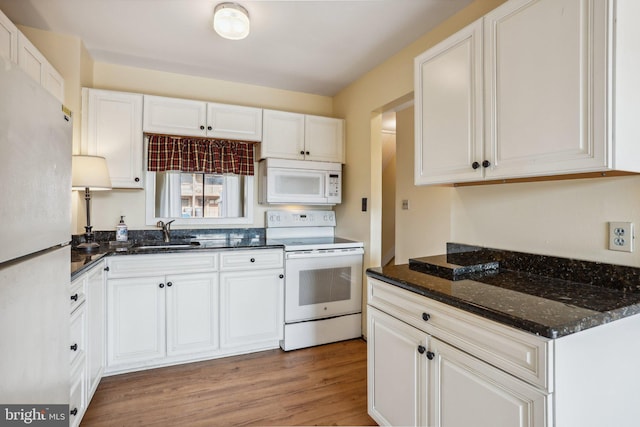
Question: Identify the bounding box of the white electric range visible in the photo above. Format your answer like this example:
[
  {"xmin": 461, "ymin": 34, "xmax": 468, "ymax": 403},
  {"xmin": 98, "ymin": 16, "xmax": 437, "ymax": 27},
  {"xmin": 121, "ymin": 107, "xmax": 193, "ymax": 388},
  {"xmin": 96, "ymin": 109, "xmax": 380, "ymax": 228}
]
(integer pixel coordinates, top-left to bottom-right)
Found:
[{"xmin": 266, "ymin": 210, "xmax": 364, "ymax": 351}]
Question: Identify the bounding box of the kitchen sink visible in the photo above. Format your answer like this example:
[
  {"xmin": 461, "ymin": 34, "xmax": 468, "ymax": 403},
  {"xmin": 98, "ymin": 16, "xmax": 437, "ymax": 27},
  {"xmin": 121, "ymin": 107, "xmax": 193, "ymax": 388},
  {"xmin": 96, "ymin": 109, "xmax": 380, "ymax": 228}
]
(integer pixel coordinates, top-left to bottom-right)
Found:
[{"xmin": 132, "ymin": 240, "xmax": 201, "ymax": 250}]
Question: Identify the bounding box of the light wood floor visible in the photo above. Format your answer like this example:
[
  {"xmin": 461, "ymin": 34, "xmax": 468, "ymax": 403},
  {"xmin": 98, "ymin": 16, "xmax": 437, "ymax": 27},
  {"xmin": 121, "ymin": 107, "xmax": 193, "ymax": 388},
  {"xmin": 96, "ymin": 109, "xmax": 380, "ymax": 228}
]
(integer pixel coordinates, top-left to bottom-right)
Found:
[{"xmin": 82, "ymin": 339, "xmax": 376, "ymax": 426}]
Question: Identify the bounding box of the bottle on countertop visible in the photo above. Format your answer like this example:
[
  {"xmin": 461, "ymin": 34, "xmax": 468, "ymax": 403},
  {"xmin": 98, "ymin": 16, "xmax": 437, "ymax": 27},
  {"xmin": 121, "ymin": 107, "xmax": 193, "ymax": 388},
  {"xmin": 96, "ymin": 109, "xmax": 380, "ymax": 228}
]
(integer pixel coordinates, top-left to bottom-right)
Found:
[{"xmin": 116, "ymin": 215, "xmax": 128, "ymax": 242}]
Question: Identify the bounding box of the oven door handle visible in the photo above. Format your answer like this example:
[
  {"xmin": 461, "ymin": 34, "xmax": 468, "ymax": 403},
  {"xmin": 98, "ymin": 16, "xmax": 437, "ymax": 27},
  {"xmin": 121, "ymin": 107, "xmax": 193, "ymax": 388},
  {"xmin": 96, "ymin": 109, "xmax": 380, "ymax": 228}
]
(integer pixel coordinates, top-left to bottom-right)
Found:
[{"xmin": 286, "ymin": 248, "xmax": 364, "ymax": 259}]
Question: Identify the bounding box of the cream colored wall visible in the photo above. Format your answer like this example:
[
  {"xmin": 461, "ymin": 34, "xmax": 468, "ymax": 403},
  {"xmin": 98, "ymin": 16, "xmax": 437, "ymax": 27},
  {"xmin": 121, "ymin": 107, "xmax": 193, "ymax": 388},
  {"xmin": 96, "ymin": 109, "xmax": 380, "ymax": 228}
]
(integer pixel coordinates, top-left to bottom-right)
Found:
[
  {"xmin": 381, "ymin": 132, "xmax": 396, "ymax": 265},
  {"xmin": 88, "ymin": 62, "xmax": 334, "ymax": 233},
  {"xmin": 336, "ymin": 0, "xmax": 640, "ymax": 272},
  {"xmin": 395, "ymin": 107, "xmax": 452, "ymax": 265},
  {"xmin": 92, "ymin": 62, "xmax": 333, "ymax": 114},
  {"xmin": 17, "ymin": 26, "xmax": 335, "ymax": 234},
  {"xmin": 452, "ymin": 176, "xmax": 640, "ymax": 267},
  {"xmin": 333, "ymin": 0, "xmax": 507, "ymax": 269}
]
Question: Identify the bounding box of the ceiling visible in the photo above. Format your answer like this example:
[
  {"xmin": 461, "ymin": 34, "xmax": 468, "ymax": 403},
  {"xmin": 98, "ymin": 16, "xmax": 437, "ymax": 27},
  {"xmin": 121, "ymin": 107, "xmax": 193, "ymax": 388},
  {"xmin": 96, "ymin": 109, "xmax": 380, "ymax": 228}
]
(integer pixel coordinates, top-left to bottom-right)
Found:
[{"xmin": 0, "ymin": 0, "xmax": 472, "ymax": 96}]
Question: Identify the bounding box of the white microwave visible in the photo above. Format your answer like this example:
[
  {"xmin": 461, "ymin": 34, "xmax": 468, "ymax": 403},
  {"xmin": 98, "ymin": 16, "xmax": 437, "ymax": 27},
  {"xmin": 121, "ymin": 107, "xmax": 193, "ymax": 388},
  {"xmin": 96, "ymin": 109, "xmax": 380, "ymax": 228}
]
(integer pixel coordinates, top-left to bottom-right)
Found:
[{"xmin": 259, "ymin": 158, "xmax": 342, "ymax": 205}]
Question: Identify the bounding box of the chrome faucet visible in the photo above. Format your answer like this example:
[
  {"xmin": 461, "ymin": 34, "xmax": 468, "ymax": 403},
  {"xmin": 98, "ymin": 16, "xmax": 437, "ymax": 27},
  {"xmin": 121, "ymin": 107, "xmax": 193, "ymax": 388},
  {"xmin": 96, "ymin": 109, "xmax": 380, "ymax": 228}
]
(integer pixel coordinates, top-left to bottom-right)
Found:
[{"xmin": 157, "ymin": 220, "xmax": 175, "ymax": 242}]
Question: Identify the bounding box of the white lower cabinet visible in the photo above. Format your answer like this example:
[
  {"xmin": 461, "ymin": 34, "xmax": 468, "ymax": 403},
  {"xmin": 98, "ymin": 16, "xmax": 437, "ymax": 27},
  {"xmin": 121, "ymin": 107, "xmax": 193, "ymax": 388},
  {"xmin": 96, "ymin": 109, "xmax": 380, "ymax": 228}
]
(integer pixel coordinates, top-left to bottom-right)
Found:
[
  {"xmin": 430, "ymin": 338, "xmax": 548, "ymax": 427},
  {"xmin": 107, "ymin": 272, "xmax": 219, "ymax": 367},
  {"xmin": 166, "ymin": 273, "xmax": 219, "ymax": 356},
  {"xmin": 69, "ymin": 362, "xmax": 86, "ymax": 427},
  {"xmin": 367, "ymin": 278, "xmax": 550, "ymax": 427},
  {"xmin": 105, "ymin": 249, "xmax": 284, "ymax": 374},
  {"xmin": 220, "ymin": 269, "xmax": 284, "ymax": 349},
  {"xmin": 69, "ymin": 259, "xmax": 105, "ymax": 427},
  {"xmin": 107, "ymin": 276, "xmax": 168, "ymax": 367},
  {"xmin": 86, "ymin": 263, "xmax": 106, "ymax": 400},
  {"xmin": 219, "ymin": 249, "xmax": 285, "ymax": 350},
  {"xmin": 368, "ymin": 307, "xmax": 427, "ymax": 426}
]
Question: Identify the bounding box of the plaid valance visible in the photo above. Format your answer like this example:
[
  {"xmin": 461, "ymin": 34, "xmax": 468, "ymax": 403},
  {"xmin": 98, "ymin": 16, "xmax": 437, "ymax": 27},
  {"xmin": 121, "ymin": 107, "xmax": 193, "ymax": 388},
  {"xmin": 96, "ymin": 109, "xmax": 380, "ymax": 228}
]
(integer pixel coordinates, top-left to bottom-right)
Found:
[{"xmin": 147, "ymin": 134, "xmax": 255, "ymax": 176}]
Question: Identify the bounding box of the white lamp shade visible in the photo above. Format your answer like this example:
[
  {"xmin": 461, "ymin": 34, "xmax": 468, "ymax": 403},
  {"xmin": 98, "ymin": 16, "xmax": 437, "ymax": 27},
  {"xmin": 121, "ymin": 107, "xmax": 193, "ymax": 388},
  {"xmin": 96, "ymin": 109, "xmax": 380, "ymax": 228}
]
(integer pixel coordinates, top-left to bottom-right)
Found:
[
  {"xmin": 72, "ymin": 155, "xmax": 112, "ymax": 190},
  {"xmin": 213, "ymin": 3, "xmax": 250, "ymax": 40}
]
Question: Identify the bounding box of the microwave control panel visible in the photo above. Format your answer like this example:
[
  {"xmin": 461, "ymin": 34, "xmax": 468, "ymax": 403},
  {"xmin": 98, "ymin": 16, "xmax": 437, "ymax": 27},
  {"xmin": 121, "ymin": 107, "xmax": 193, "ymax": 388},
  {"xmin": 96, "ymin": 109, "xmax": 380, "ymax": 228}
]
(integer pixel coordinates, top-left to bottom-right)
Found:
[{"xmin": 327, "ymin": 174, "xmax": 340, "ymax": 198}]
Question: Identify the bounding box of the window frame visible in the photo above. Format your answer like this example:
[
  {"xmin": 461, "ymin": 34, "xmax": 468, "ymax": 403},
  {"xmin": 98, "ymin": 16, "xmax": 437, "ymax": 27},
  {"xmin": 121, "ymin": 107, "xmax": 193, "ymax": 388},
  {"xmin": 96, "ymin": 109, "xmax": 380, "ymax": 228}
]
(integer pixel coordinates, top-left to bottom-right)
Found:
[{"xmin": 144, "ymin": 137, "xmax": 254, "ymax": 226}]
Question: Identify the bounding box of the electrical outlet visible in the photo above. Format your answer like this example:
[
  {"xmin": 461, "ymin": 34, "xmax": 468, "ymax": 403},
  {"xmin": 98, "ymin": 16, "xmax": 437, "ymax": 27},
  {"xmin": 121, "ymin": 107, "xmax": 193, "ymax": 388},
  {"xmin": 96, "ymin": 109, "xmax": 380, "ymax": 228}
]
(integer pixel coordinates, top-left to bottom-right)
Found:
[
  {"xmin": 402, "ymin": 199, "xmax": 409, "ymax": 210},
  {"xmin": 608, "ymin": 222, "xmax": 634, "ymax": 252}
]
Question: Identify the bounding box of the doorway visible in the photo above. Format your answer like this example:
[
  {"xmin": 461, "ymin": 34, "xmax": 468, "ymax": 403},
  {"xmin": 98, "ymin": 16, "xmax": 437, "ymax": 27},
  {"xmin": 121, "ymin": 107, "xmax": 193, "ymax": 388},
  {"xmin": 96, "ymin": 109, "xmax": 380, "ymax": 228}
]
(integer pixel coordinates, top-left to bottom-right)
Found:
[
  {"xmin": 381, "ymin": 111, "xmax": 396, "ymax": 266},
  {"xmin": 380, "ymin": 100, "xmax": 413, "ymax": 267}
]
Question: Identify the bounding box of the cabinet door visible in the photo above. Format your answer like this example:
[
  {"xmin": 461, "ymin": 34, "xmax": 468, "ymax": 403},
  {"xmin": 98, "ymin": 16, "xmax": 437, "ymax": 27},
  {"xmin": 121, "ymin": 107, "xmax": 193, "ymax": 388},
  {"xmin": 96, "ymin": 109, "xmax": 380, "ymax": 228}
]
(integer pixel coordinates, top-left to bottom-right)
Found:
[
  {"xmin": 107, "ymin": 276, "xmax": 166, "ymax": 368},
  {"xmin": 414, "ymin": 19, "xmax": 483, "ymax": 185},
  {"xmin": 430, "ymin": 337, "xmax": 549, "ymax": 427},
  {"xmin": 82, "ymin": 88, "xmax": 144, "ymax": 188},
  {"xmin": 304, "ymin": 115, "xmax": 345, "ymax": 163},
  {"xmin": 44, "ymin": 64, "xmax": 64, "ymax": 103},
  {"xmin": 219, "ymin": 269, "xmax": 284, "ymax": 348},
  {"xmin": 86, "ymin": 262, "xmax": 105, "ymax": 400},
  {"xmin": 261, "ymin": 110, "xmax": 305, "ymax": 160},
  {"xmin": 143, "ymin": 95, "xmax": 207, "ymax": 137},
  {"xmin": 206, "ymin": 102, "xmax": 262, "ymax": 141},
  {"xmin": 17, "ymin": 32, "xmax": 46, "ymax": 85},
  {"xmin": 165, "ymin": 273, "xmax": 219, "ymax": 357},
  {"xmin": 367, "ymin": 307, "xmax": 428, "ymax": 427},
  {"xmin": 0, "ymin": 9, "xmax": 18, "ymax": 62},
  {"xmin": 484, "ymin": 0, "xmax": 607, "ymax": 179},
  {"xmin": 70, "ymin": 303, "xmax": 87, "ymax": 369},
  {"xmin": 69, "ymin": 362, "xmax": 87, "ymax": 427}
]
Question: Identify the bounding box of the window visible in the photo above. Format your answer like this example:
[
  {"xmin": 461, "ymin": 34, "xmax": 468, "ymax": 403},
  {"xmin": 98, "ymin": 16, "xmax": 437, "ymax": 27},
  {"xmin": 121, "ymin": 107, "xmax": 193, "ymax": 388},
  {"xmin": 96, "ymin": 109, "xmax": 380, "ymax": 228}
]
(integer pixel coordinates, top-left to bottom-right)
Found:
[
  {"xmin": 146, "ymin": 171, "xmax": 253, "ymax": 225},
  {"xmin": 144, "ymin": 135, "xmax": 254, "ymax": 225}
]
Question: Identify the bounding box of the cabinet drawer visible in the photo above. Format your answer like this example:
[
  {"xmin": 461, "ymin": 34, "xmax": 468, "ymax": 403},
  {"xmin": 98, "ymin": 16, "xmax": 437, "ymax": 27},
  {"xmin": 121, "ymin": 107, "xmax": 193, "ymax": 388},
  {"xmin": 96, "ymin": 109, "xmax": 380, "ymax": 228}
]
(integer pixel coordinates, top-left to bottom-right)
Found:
[
  {"xmin": 107, "ymin": 253, "xmax": 218, "ymax": 278},
  {"xmin": 70, "ymin": 275, "xmax": 87, "ymax": 313},
  {"xmin": 69, "ymin": 362, "xmax": 86, "ymax": 427},
  {"xmin": 368, "ymin": 278, "xmax": 551, "ymax": 391},
  {"xmin": 70, "ymin": 303, "xmax": 87, "ymax": 368},
  {"xmin": 220, "ymin": 249, "xmax": 283, "ymax": 271}
]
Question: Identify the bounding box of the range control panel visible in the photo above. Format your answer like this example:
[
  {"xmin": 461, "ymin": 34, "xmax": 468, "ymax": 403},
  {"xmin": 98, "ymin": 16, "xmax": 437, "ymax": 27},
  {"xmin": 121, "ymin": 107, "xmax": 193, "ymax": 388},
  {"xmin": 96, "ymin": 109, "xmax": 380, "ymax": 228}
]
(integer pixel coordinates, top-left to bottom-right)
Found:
[{"xmin": 266, "ymin": 210, "xmax": 336, "ymax": 228}]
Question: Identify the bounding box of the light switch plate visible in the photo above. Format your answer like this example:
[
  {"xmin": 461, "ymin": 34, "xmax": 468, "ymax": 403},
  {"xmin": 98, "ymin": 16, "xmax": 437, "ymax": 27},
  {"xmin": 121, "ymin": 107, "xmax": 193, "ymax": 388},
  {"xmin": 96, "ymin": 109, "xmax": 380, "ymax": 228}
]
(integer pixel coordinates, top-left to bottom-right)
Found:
[
  {"xmin": 608, "ymin": 222, "xmax": 634, "ymax": 252},
  {"xmin": 402, "ymin": 199, "xmax": 409, "ymax": 210}
]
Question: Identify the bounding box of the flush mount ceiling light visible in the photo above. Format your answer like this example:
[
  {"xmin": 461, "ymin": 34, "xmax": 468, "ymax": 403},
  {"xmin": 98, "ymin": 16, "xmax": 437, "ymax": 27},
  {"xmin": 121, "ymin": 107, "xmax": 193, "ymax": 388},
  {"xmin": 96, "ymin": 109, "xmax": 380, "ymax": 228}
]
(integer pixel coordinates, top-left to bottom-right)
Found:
[{"xmin": 213, "ymin": 2, "xmax": 250, "ymax": 40}]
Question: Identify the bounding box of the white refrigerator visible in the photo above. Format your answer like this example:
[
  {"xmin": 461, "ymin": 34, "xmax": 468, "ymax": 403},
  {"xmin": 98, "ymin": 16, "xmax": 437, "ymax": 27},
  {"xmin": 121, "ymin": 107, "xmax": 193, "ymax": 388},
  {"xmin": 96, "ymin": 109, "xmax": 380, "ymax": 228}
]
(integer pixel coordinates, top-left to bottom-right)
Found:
[{"xmin": 0, "ymin": 58, "xmax": 72, "ymax": 404}]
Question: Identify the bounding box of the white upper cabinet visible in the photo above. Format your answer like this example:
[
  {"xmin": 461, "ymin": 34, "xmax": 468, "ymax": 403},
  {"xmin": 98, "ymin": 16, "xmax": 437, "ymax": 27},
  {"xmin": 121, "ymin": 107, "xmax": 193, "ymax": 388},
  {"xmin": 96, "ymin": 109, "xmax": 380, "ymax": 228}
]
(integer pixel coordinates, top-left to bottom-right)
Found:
[
  {"xmin": 143, "ymin": 95, "xmax": 262, "ymax": 141},
  {"xmin": 415, "ymin": 0, "xmax": 640, "ymax": 185},
  {"xmin": 17, "ymin": 32, "xmax": 44, "ymax": 84},
  {"xmin": 82, "ymin": 88, "xmax": 144, "ymax": 188},
  {"xmin": 414, "ymin": 19, "xmax": 483, "ymax": 185},
  {"xmin": 143, "ymin": 95, "xmax": 206, "ymax": 136},
  {"xmin": 261, "ymin": 109, "xmax": 345, "ymax": 163},
  {"xmin": 304, "ymin": 115, "xmax": 345, "ymax": 163},
  {"xmin": 0, "ymin": 8, "xmax": 17, "ymax": 62},
  {"xmin": 17, "ymin": 31, "xmax": 65, "ymax": 103},
  {"xmin": 206, "ymin": 102, "xmax": 262, "ymax": 141},
  {"xmin": 483, "ymin": 0, "xmax": 607, "ymax": 179},
  {"xmin": 261, "ymin": 110, "xmax": 306, "ymax": 160},
  {"xmin": 44, "ymin": 63, "xmax": 64, "ymax": 103}
]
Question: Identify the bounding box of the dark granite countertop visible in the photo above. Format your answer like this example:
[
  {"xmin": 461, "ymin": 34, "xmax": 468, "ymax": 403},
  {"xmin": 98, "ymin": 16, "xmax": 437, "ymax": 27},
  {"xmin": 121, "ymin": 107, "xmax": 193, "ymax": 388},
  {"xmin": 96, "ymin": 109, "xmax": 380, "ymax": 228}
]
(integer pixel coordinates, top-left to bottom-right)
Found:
[
  {"xmin": 70, "ymin": 228, "xmax": 282, "ymax": 280},
  {"xmin": 366, "ymin": 243, "xmax": 640, "ymax": 339}
]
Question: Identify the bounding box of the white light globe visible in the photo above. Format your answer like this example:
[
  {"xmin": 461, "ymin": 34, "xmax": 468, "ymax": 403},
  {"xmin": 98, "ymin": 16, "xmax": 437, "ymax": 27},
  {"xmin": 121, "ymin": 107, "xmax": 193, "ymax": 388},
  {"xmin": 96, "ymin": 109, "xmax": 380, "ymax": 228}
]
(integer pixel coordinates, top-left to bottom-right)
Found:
[{"xmin": 213, "ymin": 3, "xmax": 250, "ymax": 40}]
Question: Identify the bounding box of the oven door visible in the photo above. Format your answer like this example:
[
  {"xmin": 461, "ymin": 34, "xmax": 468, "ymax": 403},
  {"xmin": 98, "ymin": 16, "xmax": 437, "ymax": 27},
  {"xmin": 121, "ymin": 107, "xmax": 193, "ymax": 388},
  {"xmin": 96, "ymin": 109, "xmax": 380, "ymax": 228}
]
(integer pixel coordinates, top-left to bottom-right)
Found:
[{"xmin": 284, "ymin": 248, "xmax": 364, "ymax": 323}]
